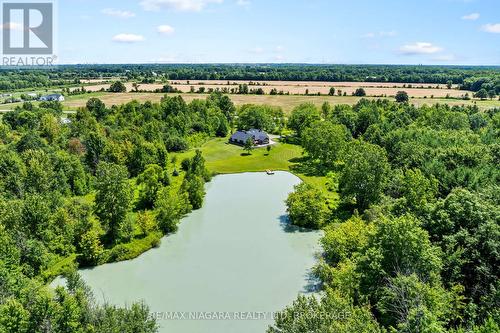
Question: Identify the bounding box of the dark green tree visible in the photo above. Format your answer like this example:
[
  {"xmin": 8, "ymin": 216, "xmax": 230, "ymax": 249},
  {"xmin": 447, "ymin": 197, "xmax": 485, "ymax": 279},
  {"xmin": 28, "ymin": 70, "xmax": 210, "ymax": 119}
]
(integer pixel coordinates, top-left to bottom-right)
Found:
[
  {"xmin": 84, "ymin": 131, "xmax": 105, "ymax": 172},
  {"xmin": 155, "ymin": 186, "xmax": 190, "ymax": 233},
  {"xmin": 377, "ymin": 274, "xmax": 450, "ymax": 331},
  {"xmin": 0, "ymin": 148, "xmax": 26, "ymax": 198},
  {"xmin": 95, "ymin": 162, "xmax": 132, "ymax": 244},
  {"xmin": 207, "ymin": 91, "xmax": 236, "ymax": 122},
  {"xmin": 425, "ymin": 188, "xmax": 500, "ymax": 319},
  {"xmin": 321, "ymin": 101, "xmax": 332, "ymax": 118},
  {"xmin": 357, "ymin": 215, "xmax": 442, "ymax": 300},
  {"xmin": 288, "ymin": 103, "xmax": 321, "ymax": 137},
  {"xmin": 395, "ymin": 91, "xmax": 409, "ymax": 103},
  {"xmin": 109, "ymin": 81, "xmax": 127, "ymax": 93},
  {"xmin": 237, "ymin": 105, "xmax": 282, "ymax": 132},
  {"xmin": 339, "ymin": 140, "xmax": 389, "ymax": 210},
  {"xmin": 268, "ymin": 289, "xmax": 382, "ymax": 333},
  {"xmin": 86, "ymin": 98, "xmax": 107, "ymax": 120},
  {"xmin": 181, "ymin": 175, "xmax": 205, "ymax": 210},
  {"xmin": 137, "ymin": 164, "xmax": 166, "ymax": 209},
  {"xmin": 354, "ymin": 88, "xmax": 366, "ymax": 96},
  {"xmin": 302, "ymin": 121, "xmax": 348, "ymax": 167},
  {"xmin": 474, "ymin": 88, "xmax": 488, "ymax": 100}
]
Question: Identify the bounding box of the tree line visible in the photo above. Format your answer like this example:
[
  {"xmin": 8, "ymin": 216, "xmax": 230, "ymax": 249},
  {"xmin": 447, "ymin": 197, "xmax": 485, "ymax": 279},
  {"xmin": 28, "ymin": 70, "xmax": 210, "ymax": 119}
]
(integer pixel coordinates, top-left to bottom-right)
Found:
[{"xmin": 1, "ymin": 64, "xmax": 499, "ymax": 93}]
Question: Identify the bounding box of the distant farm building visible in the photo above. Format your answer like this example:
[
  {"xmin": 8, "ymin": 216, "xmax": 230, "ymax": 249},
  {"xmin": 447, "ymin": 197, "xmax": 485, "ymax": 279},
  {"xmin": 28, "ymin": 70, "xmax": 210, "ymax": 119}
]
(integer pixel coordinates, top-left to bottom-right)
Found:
[
  {"xmin": 39, "ymin": 94, "xmax": 65, "ymax": 102},
  {"xmin": 230, "ymin": 129, "xmax": 270, "ymax": 146}
]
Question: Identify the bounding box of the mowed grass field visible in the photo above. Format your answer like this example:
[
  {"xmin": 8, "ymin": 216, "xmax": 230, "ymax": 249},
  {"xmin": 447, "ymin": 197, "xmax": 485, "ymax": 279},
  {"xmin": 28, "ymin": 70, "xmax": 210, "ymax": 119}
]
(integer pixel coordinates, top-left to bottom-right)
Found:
[
  {"xmin": 175, "ymin": 137, "xmax": 303, "ymax": 173},
  {"xmin": 174, "ymin": 137, "xmax": 338, "ymax": 203}
]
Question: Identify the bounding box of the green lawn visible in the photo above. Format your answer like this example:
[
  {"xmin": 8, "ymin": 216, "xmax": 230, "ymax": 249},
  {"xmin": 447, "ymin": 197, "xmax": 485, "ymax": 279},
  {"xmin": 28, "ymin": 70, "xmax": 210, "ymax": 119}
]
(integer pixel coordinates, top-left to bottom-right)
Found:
[
  {"xmin": 174, "ymin": 137, "xmax": 339, "ymax": 204},
  {"xmin": 175, "ymin": 137, "xmax": 302, "ymax": 173}
]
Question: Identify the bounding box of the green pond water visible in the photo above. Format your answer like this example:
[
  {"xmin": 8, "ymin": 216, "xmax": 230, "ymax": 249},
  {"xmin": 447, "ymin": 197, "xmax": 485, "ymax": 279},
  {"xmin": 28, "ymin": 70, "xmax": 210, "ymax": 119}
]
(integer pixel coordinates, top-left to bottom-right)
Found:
[{"xmin": 54, "ymin": 171, "xmax": 322, "ymax": 333}]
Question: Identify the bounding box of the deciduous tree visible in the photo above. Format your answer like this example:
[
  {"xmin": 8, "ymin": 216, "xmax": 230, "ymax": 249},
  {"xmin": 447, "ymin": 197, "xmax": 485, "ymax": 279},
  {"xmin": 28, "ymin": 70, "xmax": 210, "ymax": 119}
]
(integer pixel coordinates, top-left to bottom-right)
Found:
[
  {"xmin": 395, "ymin": 91, "xmax": 409, "ymax": 103},
  {"xmin": 286, "ymin": 183, "xmax": 329, "ymax": 229},
  {"xmin": 339, "ymin": 140, "xmax": 389, "ymax": 210},
  {"xmin": 95, "ymin": 162, "xmax": 132, "ymax": 244},
  {"xmin": 109, "ymin": 81, "xmax": 127, "ymax": 93},
  {"xmin": 288, "ymin": 103, "xmax": 321, "ymax": 137},
  {"xmin": 302, "ymin": 121, "xmax": 348, "ymax": 167},
  {"xmin": 244, "ymin": 137, "xmax": 254, "ymax": 155},
  {"xmin": 354, "ymin": 88, "xmax": 366, "ymax": 96}
]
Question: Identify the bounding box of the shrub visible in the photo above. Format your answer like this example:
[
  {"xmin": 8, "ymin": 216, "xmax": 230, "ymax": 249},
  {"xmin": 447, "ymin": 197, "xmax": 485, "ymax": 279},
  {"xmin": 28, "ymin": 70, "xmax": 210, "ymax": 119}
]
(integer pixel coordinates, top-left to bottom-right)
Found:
[{"xmin": 286, "ymin": 183, "xmax": 329, "ymax": 229}]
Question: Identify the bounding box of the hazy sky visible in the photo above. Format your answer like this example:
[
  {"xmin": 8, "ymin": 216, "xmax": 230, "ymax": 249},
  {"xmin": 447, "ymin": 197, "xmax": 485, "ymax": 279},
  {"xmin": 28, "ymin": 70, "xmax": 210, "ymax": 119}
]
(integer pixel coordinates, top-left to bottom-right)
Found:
[{"xmin": 53, "ymin": 0, "xmax": 500, "ymax": 64}]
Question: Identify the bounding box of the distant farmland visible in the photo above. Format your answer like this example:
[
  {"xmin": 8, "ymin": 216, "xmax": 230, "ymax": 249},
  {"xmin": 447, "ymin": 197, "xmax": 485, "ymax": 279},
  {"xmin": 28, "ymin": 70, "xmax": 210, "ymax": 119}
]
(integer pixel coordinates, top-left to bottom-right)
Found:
[
  {"xmin": 58, "ymin": 92, "xmax": 500, "ymax": 114},
  {"xmin": 72, "ymin": 80, "xmax": 471, "ymax": 98}
]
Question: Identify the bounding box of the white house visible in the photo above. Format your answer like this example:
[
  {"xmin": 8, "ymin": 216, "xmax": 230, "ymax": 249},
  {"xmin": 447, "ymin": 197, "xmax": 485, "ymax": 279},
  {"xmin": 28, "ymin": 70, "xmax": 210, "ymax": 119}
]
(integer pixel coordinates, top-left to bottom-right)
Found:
[{"xmin": 39, "ymin": 94, "xmax": 65, "ymax": 102}]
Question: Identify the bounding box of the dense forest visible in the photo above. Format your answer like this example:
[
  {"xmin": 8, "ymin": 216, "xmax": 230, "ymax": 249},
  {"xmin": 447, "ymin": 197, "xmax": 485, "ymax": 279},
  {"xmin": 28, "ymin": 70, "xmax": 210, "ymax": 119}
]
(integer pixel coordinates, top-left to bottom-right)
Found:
[
  {"xmin": 1, "ymin": 64, "xmax": 499, "ymax": 93},
  {"xmin": 0, "ymin": 93, "xmax": 235, "ymax": 331},
  {"xmin": 0, "ymin": 87, "xmax": 498, "ymax": 332},
  {"xmin": 270, "ymin": 100, "xmax": 499, "ymax": 332}
]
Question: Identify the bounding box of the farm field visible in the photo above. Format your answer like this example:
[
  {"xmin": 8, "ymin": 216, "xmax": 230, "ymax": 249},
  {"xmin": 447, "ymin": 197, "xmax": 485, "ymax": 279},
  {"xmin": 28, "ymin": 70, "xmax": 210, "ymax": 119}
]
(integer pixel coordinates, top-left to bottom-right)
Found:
[
  {"xmin": 4, "ymin": 91, "xmax": 499, "ymax": 113},
  {"xmin": 72, "ymin": 83, "xmax": 165, "ymax": 92},
  {"xmin": 74, "ymin": 80, "xmax": 469, "ymax": 98},
  {"xmin": 60, "ymin": 92, "xmax": 500, "ymax": 113},
  {"xmin": 170, "ymin": 80, "xmax": 457, "ymax": 88}
]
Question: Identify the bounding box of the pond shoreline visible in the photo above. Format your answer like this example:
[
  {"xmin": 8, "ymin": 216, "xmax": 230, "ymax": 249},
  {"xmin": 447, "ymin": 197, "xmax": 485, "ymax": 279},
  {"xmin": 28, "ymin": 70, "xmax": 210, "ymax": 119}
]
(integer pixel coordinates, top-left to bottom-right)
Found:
[
  {"xmin": 52, "ymin": 171, "xmax": 322, "ymax": 333},
  {"xmin": 45, "ymin": 169, "xmax": 313, "ymax": 282}
]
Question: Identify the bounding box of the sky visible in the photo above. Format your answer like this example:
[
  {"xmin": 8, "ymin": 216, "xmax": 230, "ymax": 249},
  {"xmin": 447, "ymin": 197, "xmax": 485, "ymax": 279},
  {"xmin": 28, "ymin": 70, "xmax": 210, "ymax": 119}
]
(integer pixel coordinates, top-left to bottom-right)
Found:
[{"xmin": 27, "ymin": 0, "xmax": 500, "ymax": 64}]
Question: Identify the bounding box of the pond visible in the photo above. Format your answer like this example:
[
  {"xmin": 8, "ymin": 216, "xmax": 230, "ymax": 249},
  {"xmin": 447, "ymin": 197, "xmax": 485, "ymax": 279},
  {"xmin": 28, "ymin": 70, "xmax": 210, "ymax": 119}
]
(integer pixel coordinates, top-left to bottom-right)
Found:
[{"xmin": 54, "ymin": 171, "xmax": 322, "ymax": 333}]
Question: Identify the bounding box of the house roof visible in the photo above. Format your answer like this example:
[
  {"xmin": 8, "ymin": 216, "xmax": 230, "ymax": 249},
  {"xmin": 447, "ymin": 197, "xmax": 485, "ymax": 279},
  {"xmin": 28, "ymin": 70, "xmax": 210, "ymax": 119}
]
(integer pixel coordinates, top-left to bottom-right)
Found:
[
  {"xmin": 42, "ymin": 94, "xmax": 63, "ymax": 99},
  {"xmin": 230, "ymin": 129, "xmax": 269, "ymax": 142}
]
